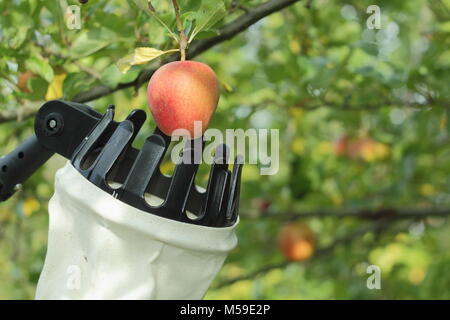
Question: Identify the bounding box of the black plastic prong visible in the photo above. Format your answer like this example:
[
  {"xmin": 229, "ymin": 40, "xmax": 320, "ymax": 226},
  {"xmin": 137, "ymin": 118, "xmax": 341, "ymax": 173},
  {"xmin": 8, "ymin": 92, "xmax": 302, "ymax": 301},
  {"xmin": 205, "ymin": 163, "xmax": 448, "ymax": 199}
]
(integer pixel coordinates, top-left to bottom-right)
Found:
[
  {"xmin": 197, "ymin": 144, "xmax": 230, "ymax": 221},
  {"xmin": 153, "ymin": 126, "xmax": 166, "ymax": 137},
  {"xmin": 202, "ymin": 169, "xmax": 231, "ymax": 227},
  {"xmin": 125, "ymin": 109, "xmax": 147, "ymax": 141},
  {"xmin": 214, "ymin": 144, "xmax": 230, "ymax": 166},
  {"xmin": 71, "ymin": 107, "xmax": 115, "ymax": 175},
  {"xmin": 121, "ymin": 132, "xmax": 170, "ymax": 201},
  {"xmin": 215, "ymin": 171, "xmax": 231, "ymax": 227},
  {"xmin": 163, "ymin": 138, "xmax": 203, "ymax": 219},
  {"xmin": 88, "ymin": 120, "xmax": 135, "ymax": 188},
  {"xmin": 226, "ymin": 155, "xmax": 244, "ymax": 224}
]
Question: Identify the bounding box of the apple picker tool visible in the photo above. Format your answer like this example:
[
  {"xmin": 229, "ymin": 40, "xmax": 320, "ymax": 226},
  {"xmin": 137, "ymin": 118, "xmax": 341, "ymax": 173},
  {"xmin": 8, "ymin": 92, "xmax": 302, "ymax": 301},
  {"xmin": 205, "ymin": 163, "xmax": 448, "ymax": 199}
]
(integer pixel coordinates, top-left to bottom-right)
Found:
[{"xmin": 0, "ymin": 100, "xmax": 243, "ymax": 227}]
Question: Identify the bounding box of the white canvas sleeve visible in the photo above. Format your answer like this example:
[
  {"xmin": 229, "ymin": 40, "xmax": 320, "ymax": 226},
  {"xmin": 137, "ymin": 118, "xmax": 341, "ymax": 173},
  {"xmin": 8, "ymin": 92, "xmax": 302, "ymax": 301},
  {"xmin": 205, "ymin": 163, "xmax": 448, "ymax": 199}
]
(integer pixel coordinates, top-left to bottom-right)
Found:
[{"xmin": 35, "ymin": 162, "xmax": 238, "ymax": 300}]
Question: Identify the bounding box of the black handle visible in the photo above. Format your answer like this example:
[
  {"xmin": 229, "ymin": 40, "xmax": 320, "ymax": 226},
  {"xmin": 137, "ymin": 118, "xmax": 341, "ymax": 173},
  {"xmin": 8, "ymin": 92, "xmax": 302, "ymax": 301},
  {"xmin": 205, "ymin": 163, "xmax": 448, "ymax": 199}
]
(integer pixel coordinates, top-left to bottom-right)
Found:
[{"xmin": 0, "ymin": 135, "xmax": 54, "ymax": 201}]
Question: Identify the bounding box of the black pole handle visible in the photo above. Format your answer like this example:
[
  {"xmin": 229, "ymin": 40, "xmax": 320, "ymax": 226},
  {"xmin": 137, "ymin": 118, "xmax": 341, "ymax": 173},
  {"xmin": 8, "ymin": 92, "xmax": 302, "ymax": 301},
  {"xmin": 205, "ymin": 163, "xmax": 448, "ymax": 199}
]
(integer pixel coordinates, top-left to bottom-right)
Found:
[{"xmin": 0, "ymin": 135, "xmax": 54, "ymax": 201}]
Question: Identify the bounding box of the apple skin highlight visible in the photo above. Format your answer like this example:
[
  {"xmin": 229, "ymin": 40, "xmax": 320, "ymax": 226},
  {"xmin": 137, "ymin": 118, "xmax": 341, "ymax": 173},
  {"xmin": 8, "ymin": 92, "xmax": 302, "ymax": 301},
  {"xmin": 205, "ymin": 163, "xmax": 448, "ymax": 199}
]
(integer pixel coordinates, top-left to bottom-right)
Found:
[{"xmin": 147, "ymin": 60, "xmax": 220, "ymax": 138}]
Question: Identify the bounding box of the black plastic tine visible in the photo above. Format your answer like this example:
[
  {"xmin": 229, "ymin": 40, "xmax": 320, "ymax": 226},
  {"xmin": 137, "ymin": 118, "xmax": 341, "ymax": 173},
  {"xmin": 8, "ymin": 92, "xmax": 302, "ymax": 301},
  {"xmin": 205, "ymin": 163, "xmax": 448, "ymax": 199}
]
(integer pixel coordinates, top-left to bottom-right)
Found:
[
  {"xmin": 121, "ymin": 132, "xmax": 170, "ymax": 200},
  {"xmin": 152, "ymin": 126, "xmax": 172, "ymax": 146},
  {"xmin": 89, "ymin": 120, "xmax": 135, "ymax": 189},
  {"xmin": 198, "ymin": 144, "xmax": 230, "ymax": 220},
  {"xmin": 215, "ymin": 171, "xmax": 231, "ymax": 227},
  {"xmin": 214, "ymin": 144, "xmax": 230, "ymax": 166},
  {"xmin": 125, "ymin": 109, "xmax": 146, "ymax": 142},
  {"xmin": 226, "ymin": 155, "xmax": 244, "ymax": 224},
  {"xmin": 152, "ymin": 126, "xmax": 167, "ymax": 138},
  {"xmin": 163, "ymin": 137, "xmax": 203, "ymax": 218},
  {"xmin": 207, "ymin": 145, "xmax": 231, "ymax": 226},
  {"xmin": 202, "ymin": 169, "xmax": 231, "ymax": 227},
  {"xmin": 71, "ymin": 106, "xmax": 115, "ymax": 173},
  {"xmin": 214, "ymin": 144, "xmax": 231, "ymax": 216}
]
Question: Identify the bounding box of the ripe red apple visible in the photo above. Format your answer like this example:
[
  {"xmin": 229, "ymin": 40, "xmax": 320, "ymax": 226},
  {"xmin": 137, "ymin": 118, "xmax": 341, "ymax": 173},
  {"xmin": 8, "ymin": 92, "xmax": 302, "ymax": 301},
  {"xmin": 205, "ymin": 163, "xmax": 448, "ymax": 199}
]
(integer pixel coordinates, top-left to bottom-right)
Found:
[
  {"xmin": 278, "ymin": 222, "xmax": 316, "ymax": 261},
  {"xmin": 147, "ymin": 60, "xmax": 220, "ymax": 138}
]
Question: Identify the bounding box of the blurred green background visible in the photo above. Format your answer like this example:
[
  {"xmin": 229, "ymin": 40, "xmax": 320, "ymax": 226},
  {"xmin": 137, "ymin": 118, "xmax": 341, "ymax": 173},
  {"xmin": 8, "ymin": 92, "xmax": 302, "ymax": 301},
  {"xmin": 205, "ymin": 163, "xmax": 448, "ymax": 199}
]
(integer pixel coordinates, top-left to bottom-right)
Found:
[{"xmin": 0, "ymin": 0, "xmax": 449, "ymax": 299}]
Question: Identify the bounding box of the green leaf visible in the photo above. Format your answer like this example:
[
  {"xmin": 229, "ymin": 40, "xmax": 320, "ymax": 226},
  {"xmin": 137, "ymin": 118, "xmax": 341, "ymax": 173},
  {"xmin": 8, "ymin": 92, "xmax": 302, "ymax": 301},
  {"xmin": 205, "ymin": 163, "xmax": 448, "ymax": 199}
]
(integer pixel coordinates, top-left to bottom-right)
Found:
[
  {"xmin": 43, "ymin": 0, "xmax": 63, "ymax": 25},
  {"xmin": 182, "ymin": 12, "xmax": 195, "ymax": 35},
  {"xmin": 132, "ymin": 0, "xmax": 178, "ymax": 41},
  {"xmin": 25, "ymin": 57, "xmax": 54, "ymax": 83},
  {"xmin": 357, "ymin": 41, "xmax": 379, "ymax": 56},
  {"xmin": 117, "ymin": 47, "xmax": 179, "ymax": 73},
  {"xmin": 133, "ymin": 0, "xmax": 151, "ymax": 13},
  {"xmin": 181, "ymin": 0, "xmax": 201, "ymax": 13},
  {"xmin": 70, "ymin": 28, "xmax": 117, "ymax": 59},
  {"xmin": 188, "ymin": 1, "xmax": 226, "ymax": 43},
  {"xmin": 27, "ymin": 77, "xmax": 49, "ymax": 100},
  {"xmin": 63, "ymin": 73, "xmax": 91, "ymax": 98},
  {"xmin": 101, "ymin": 65, "xmax": 123, "ymax": 88},
  {"xmin": 191, "ymin": 29, "xmax": 220, "ymax": 40},
  {"xmin": 101, "ymin": 65, "xmax": 139, "ymax": 87}
]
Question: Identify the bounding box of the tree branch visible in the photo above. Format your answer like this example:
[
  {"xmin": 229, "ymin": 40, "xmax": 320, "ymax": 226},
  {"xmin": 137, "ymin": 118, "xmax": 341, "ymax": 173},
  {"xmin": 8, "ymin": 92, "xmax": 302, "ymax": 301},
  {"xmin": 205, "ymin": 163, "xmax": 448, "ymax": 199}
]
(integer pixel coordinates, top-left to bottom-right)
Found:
[
  {"xmin": 244, "ymin": 207, "xmax": 450, "ymax": 221},
  {"xmin": 0, "ymin": 101, "xmax": 43, "ymax": 124},
  {"xmin": 172, "ymin": 0, "xmax": 187, "ymax": 61},
  {"xmin": 213, "ymin": 219, "xmax": 405, "ymax": 289},
  {"xmin": 255, "ymin": 97, "xmax": 450, "ymax": 112},
  {"xmin": 186, "ymin": 0, "xmax": 302, "ymax": 58}
]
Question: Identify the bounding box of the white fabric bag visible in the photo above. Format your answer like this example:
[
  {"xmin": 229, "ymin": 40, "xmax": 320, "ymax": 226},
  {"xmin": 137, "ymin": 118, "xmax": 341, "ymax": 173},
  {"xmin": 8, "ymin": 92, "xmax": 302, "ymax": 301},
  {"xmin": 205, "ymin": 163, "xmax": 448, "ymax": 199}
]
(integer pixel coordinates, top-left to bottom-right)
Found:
[{"xmin": 36, "ymin": 162, "xmax": 238, "ymax": 300}]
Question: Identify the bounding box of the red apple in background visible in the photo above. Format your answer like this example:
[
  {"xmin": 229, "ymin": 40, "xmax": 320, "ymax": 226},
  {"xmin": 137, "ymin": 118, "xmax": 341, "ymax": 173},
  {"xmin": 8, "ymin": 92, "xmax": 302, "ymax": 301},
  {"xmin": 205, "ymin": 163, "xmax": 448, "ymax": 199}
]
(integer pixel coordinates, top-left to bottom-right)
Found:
[
  {"xmin": 147, "ymin": 61, "xmax": 220, "ymax": 138},
  {"xmin": 278, "ymin": 222, "xmax": 316, "ymax": 261}
]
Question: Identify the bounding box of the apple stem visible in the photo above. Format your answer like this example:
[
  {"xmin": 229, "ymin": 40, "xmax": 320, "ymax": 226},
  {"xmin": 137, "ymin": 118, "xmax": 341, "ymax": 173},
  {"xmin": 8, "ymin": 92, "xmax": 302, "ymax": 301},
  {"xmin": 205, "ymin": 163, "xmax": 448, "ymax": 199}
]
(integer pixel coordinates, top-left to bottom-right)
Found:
[{"xmin": 171, "ymin": 0, "xmax": 187, "ymax": 61}]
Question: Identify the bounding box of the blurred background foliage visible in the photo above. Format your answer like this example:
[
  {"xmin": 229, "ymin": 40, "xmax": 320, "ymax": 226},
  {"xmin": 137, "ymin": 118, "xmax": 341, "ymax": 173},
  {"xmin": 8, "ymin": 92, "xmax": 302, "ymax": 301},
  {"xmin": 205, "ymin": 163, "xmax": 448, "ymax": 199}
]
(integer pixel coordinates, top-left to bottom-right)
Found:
[{"xmin": 0, "ymin": 0, "xmax": 449, "ymax": 299}]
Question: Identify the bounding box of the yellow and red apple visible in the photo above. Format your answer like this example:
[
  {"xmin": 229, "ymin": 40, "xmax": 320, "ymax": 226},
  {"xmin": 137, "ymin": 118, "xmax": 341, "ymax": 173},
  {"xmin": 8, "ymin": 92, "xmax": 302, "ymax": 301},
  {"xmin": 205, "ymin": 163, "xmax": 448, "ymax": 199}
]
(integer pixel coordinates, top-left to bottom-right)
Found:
[{"xmin": 147, "ymin": 60, "xmax": 220, "ymax": 138}]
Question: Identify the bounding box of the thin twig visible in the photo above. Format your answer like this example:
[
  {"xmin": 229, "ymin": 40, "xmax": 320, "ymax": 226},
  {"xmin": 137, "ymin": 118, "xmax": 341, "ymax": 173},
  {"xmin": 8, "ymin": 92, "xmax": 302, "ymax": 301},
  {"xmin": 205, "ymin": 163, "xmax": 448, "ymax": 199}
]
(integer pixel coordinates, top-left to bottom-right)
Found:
[
  {"xmin": 148, "ymin": 1, "xmax": 156, "ymax": 12},
  {"xmin": 242, "ymin": 207, "xmax": 450, "ymax": 221},
  {"xmin": 171, "ymin": 0, "xmax": 188, "ymax": 61},
  {"xmin": 0, "ymin": 101, "xmax": 43, "ymax": 124},
  {"xmin": 73, "ymin": 61, "xmax": 101, "ymax": 80}
]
